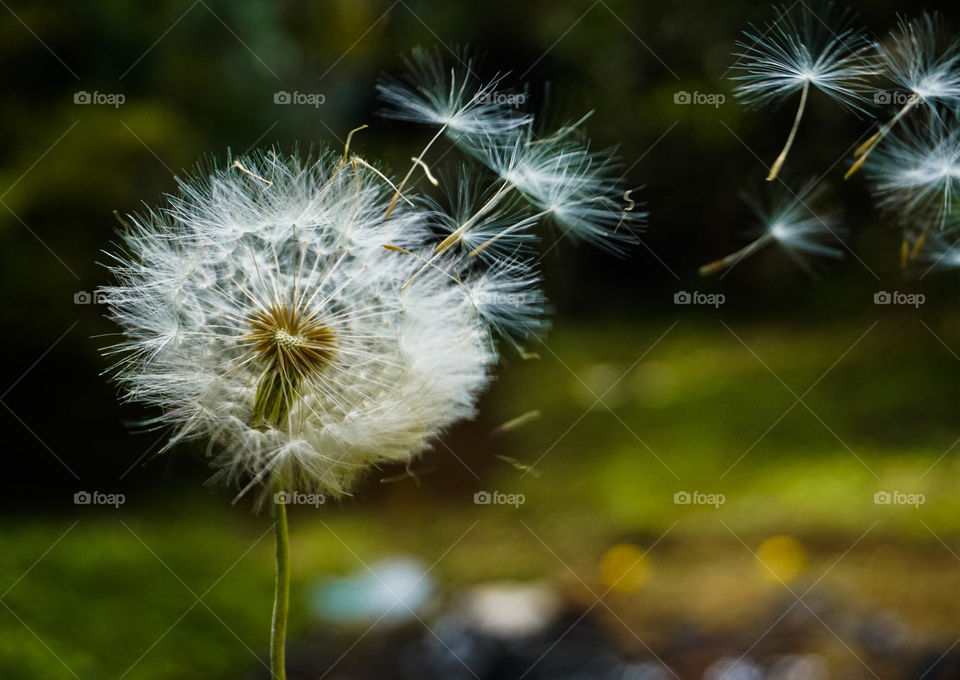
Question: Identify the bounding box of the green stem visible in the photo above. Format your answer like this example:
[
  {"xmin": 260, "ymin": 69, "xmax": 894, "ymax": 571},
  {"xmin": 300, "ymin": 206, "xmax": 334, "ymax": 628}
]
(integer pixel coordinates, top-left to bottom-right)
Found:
[{"xmin": 270, "ymin": 492, "xmax": 290, "ymax": 680}]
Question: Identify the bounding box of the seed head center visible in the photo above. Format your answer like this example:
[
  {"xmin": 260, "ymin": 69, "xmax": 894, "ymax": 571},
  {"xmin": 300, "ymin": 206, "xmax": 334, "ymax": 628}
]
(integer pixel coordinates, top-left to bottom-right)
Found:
[
  {"xmin": 274, "ymin": 327, "xmax": 306, "ymax": 350},
  {"xmin": 245, "ymin": 303, "xmax": 337, "ymax": 430},
  {"xmin": 246, "ymin": 303, "xmax": 337, "ymax": 381}
]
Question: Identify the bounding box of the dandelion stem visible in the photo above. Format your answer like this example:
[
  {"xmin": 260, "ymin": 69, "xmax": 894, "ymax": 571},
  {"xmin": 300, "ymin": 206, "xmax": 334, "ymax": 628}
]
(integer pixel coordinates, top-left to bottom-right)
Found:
[
  {"xmin": 384, "ymin": 124, "xmax": 448, "ymax": 219},
  {"xmin": 698, "ymin": 234, "xmax": 771, "ymax": 277},
  {"xmin": 767, "ymin": 80, "xmax": 809, "ymax": 182},
  {"xmin": 270, "ymin": 491, "xmax": 290, "ymax": 680},
  {"xmin": 845, "ymin": 97, "xmax": 917, "ymax": 180}
]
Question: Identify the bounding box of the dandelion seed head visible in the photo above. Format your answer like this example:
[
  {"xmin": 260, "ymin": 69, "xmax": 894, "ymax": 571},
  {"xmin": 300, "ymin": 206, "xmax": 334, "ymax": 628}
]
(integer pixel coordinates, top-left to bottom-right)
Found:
[{"xmin": 102, "ymin": 150, "xmax": 500, "ymax": 502}]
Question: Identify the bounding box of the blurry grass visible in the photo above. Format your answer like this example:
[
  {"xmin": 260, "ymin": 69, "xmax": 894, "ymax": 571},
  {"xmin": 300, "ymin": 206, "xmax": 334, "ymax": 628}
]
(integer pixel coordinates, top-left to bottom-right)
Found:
[
  {"xmin": 4, "ymin": 318, "xmax": 960, "ymax": 678},
  {"xmin": 494, "ymin": 317, "xmax": 960, "ymax": 541}
]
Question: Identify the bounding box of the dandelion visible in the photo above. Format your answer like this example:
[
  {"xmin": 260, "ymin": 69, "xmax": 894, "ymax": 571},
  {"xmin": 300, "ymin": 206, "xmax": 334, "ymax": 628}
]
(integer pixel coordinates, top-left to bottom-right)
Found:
[
  {"xmin": 730, "ymin": 3, "xmax": 875, "ymax": 181},
  {"xmin": 104, "ymin": 151, "xmax": 505, "ymax": 503},
  {"xmin": 103, "ymin": 150, "xmax": 511, "ymax": 680},
  {"xmin": 847, "ymin": 12, "xmax": 960, "ymax": 178},
  {"xmin": 864, "ymin": 113, "xmax": 960, "ymax": 233},
  {"xmin": 699, "ymin": 181, "xmax": 845, "ymax": 276},
  {"xmin": 102, "ymin": 49, "xmax": 636, "ymax": 680}
]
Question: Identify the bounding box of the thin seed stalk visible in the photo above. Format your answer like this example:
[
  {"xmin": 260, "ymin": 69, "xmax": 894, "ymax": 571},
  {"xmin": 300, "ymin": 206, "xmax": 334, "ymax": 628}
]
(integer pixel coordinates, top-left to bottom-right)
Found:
[
  {"xmin": 271, "ymin": 489, "xmax": 290, "ymax": 680},
  {"xmin": 767, "ymin": 80, "xmax": 809, "ymax": 182},
  {"xmin": 384, "ymin": 124, "xmax": 448, "ymax": 219},
  {"xmin": 905, "ymin": 229, "xmax": 929, "ymax": 267},
  {"xmin": 698, "ymin": 234, "xmax": 772, "ymax": 277}
]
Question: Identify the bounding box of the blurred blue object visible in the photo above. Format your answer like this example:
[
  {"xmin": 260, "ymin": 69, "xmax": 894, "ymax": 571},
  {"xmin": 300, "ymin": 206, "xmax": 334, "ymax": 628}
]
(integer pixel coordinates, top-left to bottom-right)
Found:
[{"xmin": 311, "ymin": 556, "xmax": 432, "ymax": 623}]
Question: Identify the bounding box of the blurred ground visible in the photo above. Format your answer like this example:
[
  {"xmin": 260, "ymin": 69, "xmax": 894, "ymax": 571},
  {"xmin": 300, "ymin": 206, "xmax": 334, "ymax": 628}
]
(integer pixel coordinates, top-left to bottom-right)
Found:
[{"xmin": 4, "ymin": 317, "xmax": 960, "ymax": 679}]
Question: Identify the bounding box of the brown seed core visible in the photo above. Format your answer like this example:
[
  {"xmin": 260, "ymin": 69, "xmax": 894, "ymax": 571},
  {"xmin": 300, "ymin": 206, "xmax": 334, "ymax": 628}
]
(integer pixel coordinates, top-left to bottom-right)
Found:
[{"xmin": 245, "ymin": 303, "xmax": 336, "ymax": 429}]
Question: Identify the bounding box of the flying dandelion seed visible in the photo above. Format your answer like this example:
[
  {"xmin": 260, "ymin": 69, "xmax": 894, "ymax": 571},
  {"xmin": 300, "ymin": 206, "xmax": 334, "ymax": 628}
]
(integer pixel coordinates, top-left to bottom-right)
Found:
[
  {"xmin": 427, "ymin": 167, "xmax": 541, "ymax": 263},
  {"xmin": 699, "ymin": 181, "xmax": 845, "ymax": 276},
  {"xmin": 865, "ymin": 112, "xmax": 960, "ymax": 234},
  {"xmin": 378, "ymin": 57, "xmax": 644, "ymax": 254},
  {"xmin": 847, "ymin": 12, "xmax": 960, "ymax": 179},
  {"xmin": 376, "ymin": 46, "xmax": 532, "ymax": 218},
  {"xmin": 379, "ymin": 465, "xmax": 436, "ymax": 485},
  {"xmin": 376, "ymin": 46, "xmax": 532, "ymax": 140},
  {"xmin": 462, "ymin": 124, "xmax": 644, "ymax": 253},
  {"xmin": 730, "ymin": 3, "xmax": 875, "ymax": 181},
  {"xmin": 488, "ymin": 409, "xmax": 541, "ymax": 437},
  {"xmin": 494, "ymin": 455, "xmax": 542, "ymax": 478}
]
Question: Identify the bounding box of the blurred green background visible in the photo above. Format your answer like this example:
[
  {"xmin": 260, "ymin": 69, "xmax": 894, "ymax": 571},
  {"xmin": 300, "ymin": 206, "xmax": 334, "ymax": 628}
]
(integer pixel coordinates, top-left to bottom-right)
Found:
[{"xmin": 3, "ymin": 1, "xmax": 960, "ymax": 678}]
